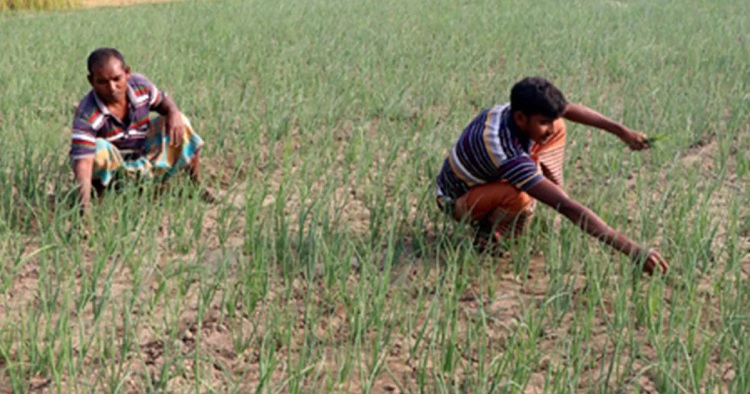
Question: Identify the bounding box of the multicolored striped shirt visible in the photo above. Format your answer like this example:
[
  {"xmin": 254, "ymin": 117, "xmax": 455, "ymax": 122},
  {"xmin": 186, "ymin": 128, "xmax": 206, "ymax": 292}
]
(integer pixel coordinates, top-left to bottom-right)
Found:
[
  {"xmin": 436, "ymin": 103, "xmax": 543, "ymax": 201},
  {"xmin": 70, "ymin": 73, "xmax": 166, "ymax": 160}
]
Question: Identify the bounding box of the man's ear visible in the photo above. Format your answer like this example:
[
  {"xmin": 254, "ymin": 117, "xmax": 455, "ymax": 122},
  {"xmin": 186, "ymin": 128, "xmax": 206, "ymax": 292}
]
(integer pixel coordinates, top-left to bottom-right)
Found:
[
  {"xmin": 124, "ymin": 65, "xmax": 131, "ymax": 78},
  {"xmin": 513, "ymin": 110, "xmax": 527, "ymax": 129},
  {"xmin": 87, "ymin": 74, "xmax": 93, "ymax": 86}
]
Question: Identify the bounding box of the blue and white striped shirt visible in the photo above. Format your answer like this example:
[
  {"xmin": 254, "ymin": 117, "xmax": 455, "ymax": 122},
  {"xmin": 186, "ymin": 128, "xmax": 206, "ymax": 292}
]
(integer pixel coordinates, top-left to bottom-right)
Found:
[{"xmin": 436, "ymin": 104, "xmax": 543, "ymax": 201}]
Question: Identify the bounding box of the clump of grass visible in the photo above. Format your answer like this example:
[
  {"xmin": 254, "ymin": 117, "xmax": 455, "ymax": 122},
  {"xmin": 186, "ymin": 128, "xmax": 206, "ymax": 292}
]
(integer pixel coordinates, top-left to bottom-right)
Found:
[
  {"xmin": 646, "ymin": 133, "xmax": 670, "ymax": 145},
  {"xmin": 0, "ymin": 0, "xmax": 77, "ymax": 11}
]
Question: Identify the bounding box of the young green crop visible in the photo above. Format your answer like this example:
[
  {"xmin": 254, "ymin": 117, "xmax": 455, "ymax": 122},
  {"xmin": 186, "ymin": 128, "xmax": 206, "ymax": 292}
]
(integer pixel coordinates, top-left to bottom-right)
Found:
[
  {"xmin": 0, "ymin": 0, "xmax": 749, "ymax": 392},
  {"xmin": 646, "ymin": 133, "xmax": 669, "ymax": 145}
]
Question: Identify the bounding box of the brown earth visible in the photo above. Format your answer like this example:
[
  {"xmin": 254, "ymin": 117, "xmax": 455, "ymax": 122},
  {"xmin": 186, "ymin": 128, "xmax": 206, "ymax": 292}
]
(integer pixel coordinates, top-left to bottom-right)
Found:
[
  {"xmin": 0, "ymin": 44, "xmax": 747, "ymax": 393},
  {"xmin": 0, "ymin": 100, "xmax": 748, "ymax": 393},
  {"xmin": 4, "ymin": 3, "xmax": 746, "ymax": 390},
  {"xmin": 2, "ymin": 124, "xmax": 748, "ymax": 393}
]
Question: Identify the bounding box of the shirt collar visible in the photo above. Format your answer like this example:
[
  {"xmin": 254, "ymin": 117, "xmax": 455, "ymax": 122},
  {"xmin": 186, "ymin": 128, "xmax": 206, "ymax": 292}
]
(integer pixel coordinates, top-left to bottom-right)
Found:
[
  {"xmin": 125, "ymin": 83, "xmax": 137, "ymax": 107},
  {"xmin": 92, "ymin": 81, "xmax": 136, "ymax": 116},
  {"xmin": 503, "ymin": 107, "xmax": 534, "ymax": 151},
  {"xmin": 92, "ymin": 91, "xmax": 111, "ymax": 116}
]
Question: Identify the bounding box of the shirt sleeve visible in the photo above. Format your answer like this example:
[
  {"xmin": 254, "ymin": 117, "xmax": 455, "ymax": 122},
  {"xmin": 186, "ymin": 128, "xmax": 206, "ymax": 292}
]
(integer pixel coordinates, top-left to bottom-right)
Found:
[
  {"xmin": 148, "ymin": 79, "xmax": 166, "ymax": 110},
  {"xmin": 129, "ymin": 73, "xmax": 167, "ymax": 110},
  {"xmin": 69, "ymin": 110, "xmax": 98, "ymax": 160},
  {"xmin": 498, "ymin": 155, "xmax": 543, "ymax": 191}
]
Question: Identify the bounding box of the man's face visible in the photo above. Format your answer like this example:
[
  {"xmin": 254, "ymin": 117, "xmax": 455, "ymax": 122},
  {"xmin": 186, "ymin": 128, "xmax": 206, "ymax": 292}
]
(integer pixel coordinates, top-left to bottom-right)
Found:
[
  {"xmin": 513, "ymin": 112, "xmax": 556, "ymax": 145},
  {"xmin": 88, "ymin": 58, "xmax": 130, "ymax": 105}
]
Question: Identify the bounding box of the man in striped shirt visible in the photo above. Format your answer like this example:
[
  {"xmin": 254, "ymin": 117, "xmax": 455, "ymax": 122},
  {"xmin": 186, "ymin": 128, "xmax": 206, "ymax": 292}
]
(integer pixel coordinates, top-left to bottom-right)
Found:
[
  {"xmin": 70, "ymin": 48, "xmax": 208, "ymax": 217},
  {"xmin": 436, "ymin": 77, "xmax": 668, "ymax": 275}
]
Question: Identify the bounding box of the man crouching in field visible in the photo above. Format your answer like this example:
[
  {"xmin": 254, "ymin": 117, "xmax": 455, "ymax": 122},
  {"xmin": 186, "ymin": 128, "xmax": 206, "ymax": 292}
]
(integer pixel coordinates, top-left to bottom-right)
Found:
[
  {"xmin": 435, "ymin": 77, "xmax": 668, "ymax": 275},
  {"xmin": 70, "ymin": 47, "xmax": 210, "ymax": 217}
]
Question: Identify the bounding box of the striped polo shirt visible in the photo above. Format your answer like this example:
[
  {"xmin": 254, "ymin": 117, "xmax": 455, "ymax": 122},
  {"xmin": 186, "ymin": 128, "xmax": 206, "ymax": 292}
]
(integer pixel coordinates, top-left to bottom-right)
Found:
[
  {"xmin": 436, "ymin": 103, "xmax": 543, "ymax": 202},
  {"xmin": 70, "ymin": 73, "xmax": 166, "ymax": 160}
]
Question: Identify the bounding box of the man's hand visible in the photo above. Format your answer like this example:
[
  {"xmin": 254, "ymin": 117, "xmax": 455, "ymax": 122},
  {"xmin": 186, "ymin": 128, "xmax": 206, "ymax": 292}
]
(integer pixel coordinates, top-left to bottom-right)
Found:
[
  {"xmin": 563, "ymin": 104, "xmax": 650, "ymax": 151},
  {"xmin": 635, "ymin": 249, "xmax": 669, "ymax": 275},
  {"xmin": 618, "ymin": 129, "xmax": 650, "ymax": 151},
  {"xmin": 154, "ymin": 95, "xmax": 186, "ymax": 147},
  {"xmin": 526, "ymin": 178, "xmax": 669, "ymax": 275},
  {"xmin": 73, "ymin": 158, "xmax": 94, "ymax": 241},
  {"xmin": 165, "ymin": 111, "xmax": 186, "ymax": 147}
]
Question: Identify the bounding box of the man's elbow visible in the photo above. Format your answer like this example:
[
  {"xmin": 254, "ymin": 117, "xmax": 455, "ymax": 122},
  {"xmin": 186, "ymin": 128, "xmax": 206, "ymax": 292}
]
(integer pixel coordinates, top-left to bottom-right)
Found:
[
  {"xmin": 157, "ymin": 97, "xmax": 179, "ymax": 115},
  {"xmin": 561, "ymin": 103, "xmax": 580, "ymax": 118}
]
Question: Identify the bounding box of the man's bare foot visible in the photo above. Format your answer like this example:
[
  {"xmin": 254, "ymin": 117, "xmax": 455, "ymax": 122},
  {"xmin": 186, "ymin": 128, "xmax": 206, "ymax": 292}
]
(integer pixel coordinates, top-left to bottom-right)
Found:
[{"xmin": 472, "ymin": 221, "xmax": 506, "ymax": 256}]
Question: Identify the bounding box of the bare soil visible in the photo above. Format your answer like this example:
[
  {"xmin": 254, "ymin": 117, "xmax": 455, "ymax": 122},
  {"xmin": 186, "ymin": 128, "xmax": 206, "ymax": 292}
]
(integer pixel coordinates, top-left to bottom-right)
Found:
[
  {"xmin": 1, "ymin": 33, "xmax": 748, "ymax": 392},
  {"xmin": 2, "ymin": 129, "xmax": 747, "ymax": 393}
]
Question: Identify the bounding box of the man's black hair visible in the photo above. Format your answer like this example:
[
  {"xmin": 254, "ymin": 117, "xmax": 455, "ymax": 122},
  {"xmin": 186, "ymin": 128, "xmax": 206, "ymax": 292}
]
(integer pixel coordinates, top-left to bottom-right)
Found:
[
  {"xmin": 87, "ymin": 47, "xmax": 126, "ymax": 74},
  {"xmin": 510, "ymin": 77, "xmax": 568, "ymax": 119}
]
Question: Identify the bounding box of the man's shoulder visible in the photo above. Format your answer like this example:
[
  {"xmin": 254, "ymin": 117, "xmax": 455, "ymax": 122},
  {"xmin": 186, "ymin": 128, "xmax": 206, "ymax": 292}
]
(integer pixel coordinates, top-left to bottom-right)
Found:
[
  {"xmin": 129, "ymin": 72, "xmax": 152, "ymax": 82},
  {"xmin": 128, "ymin": 72, "xmax": 155, "ymax": 90},
  {"xmin": 472, "ymin": 103, "xmax": 509, "ymax": 133},
  {"xmin": 128, "ymin": 72, "xmax": 159, "ymax": 85},
  {"xmin": 488, "ymin": 103, "xmax": 510, "ymax": 119},
  {"xmin": 72, "ymin": 91, "xmax": 102, "ymax": 127},
  {"xmin": 128, "ymin": 72, "xmax": 165, "ymax": 108}
]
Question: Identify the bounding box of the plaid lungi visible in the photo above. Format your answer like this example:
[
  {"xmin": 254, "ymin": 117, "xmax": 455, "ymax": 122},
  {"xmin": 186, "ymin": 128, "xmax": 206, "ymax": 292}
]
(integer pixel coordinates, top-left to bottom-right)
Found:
[{"xmin": 92, "ymin": 114, "xmax": 203, "ymax": 186}]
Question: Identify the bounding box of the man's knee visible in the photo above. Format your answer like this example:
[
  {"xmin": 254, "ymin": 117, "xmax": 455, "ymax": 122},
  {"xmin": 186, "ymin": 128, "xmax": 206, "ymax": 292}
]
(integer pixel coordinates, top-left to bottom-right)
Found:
[{"xmin": 455, "ymin": 182, "xmax": 533, "ymax": 222}]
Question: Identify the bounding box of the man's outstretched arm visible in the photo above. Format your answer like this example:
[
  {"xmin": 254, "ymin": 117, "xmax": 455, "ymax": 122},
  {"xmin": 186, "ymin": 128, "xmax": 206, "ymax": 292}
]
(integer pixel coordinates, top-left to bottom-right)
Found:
[
  {"xmin": 562, "ymin": 103, "xmax": 650, "ymax": 151},
  {"xmin": 525, "ymin": 177, "xmax": 668, "ymax": 275}
]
